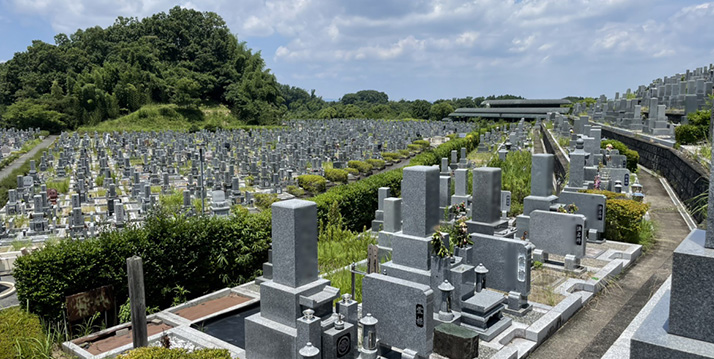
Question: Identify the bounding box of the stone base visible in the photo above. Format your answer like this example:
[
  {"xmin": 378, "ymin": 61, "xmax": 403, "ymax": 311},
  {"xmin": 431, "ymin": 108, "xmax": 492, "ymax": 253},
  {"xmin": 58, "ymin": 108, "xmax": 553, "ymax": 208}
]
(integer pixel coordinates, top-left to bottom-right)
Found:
[
  {"xmin": 461, "ymin": 316, "xmax": 512, "ymax": 342},
  {"xmin": 466, "ymin": 218, "xmax": 508, "ymax": 236},
  {"xmin": 630, "ymin": 290, "xmax": 714, "ymax": 359},
  {"xmin": 433, "ymin": 323, "xmax": 479, "ymax": 359},
  {"xmin": 587, "ymin": 229, "xmax": 605, "ymax": 244},
  {"xmin": 503, "ymin": 304, "xmax": 532, "ymax": 317}
]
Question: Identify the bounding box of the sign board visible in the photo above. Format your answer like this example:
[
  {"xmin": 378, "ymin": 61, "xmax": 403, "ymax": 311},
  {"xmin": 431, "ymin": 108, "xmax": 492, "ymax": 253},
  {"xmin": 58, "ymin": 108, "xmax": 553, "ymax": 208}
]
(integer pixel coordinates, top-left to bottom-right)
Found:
[{"xmin": 66, "ymin": 285, "xmax": 114, "ymax": 322}]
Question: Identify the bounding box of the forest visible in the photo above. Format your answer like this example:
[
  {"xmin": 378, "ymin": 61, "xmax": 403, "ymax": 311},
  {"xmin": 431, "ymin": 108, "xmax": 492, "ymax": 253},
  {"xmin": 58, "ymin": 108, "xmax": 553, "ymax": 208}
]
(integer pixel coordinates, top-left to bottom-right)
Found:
[{"xmin": 0, "ymin": 7, "xmax": 524, "ymax": 132}]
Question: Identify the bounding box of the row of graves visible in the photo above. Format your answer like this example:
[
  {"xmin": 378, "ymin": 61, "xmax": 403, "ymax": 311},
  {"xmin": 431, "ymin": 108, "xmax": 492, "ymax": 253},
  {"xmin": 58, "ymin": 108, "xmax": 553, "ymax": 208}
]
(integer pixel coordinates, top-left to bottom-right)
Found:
[
  {"xmin": 0, "ymin": 119, "xmax": 473, "ymax": 246},
  {"xmin": 62, "ymin": 120, "xmax": 647, "ymax": 359},
  {"xmin": 571, "ymin": 64, "xmax": 714, "ymax": 147},
  {"xmin": 0, "ymin": 128, "xmax": 42, "ymax": 159}
]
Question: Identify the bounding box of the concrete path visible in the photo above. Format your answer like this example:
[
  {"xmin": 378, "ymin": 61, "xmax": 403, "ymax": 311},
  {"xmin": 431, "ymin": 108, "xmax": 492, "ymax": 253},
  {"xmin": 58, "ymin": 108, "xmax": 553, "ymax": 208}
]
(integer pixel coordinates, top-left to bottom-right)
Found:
[
  {"xmin": 527, "ymin": 169, "xmax": 692, "ymax": 359},
  {"xmin": 0, "ymin": 135, "xmax": 57, "ymax": 181}
]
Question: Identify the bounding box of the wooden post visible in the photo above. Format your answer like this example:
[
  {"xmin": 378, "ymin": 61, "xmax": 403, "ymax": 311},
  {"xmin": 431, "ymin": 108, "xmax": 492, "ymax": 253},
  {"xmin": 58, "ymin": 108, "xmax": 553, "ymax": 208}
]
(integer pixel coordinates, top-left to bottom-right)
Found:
[{"xmin": 127, "ymin": 256, "xmax": 148, "ymax": 348}]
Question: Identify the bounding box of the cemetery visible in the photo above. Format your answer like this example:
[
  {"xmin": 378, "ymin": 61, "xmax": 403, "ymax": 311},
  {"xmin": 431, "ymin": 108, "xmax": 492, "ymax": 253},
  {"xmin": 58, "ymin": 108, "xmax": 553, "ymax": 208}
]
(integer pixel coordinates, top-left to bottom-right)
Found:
[{"xmin": 0, "ymin": 5, "xmax": 713, "ymax": 359}]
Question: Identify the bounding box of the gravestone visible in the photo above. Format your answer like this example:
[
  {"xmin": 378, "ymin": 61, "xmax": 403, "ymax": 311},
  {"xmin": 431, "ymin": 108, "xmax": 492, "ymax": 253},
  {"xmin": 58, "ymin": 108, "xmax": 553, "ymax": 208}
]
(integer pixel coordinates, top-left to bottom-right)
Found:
[
  {"xmin": 529, "ymin": 210, "xmax": 586, "ymax": 271},
  {"xmin": 467, "ymin": 168, "xmax": 507, "ymax": 235}
]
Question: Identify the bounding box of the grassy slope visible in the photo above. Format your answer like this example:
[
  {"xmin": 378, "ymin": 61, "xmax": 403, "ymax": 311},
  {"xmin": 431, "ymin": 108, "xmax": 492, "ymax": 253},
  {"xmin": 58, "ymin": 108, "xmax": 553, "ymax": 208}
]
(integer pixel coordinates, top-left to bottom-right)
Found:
[{"xmin": 78, "ymin": 104, "xmax": 276, "ymax": 132}]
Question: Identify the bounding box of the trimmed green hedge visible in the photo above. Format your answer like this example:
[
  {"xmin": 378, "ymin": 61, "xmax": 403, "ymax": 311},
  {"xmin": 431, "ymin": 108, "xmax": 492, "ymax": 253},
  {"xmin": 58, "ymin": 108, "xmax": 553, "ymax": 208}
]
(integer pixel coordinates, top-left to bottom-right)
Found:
[
  {"xmin": 675, "ymin": 124, "xmax": 706, "ymax": 145},
  {"xmin": 584, "ymin": 189, "xmax": 649, "ymax": 243},
  {"xmin": 15, "ymin": 208, "xmax": 272, "ymax": 321},
  {"xmin": 298, "ymin": 174, "xmax": 327, "ymax": 193},
  {"xmin": 348, "ymin": 160, "xmax": 373, "ymax": 174},
  {"xmin": 601, "ymin": 140, "xmax": 639, "ymax": 173},
  {"xmin": 325, "ymin": 168, "xmax": 348, "ymax": 184}
]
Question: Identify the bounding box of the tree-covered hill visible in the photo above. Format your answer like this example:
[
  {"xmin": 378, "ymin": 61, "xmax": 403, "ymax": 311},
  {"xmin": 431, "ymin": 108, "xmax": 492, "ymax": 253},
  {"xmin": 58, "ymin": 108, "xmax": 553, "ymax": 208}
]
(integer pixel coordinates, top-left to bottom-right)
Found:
[{"xmin": 0, "ymin": 6, "xmax": 284, "ymax": 132}]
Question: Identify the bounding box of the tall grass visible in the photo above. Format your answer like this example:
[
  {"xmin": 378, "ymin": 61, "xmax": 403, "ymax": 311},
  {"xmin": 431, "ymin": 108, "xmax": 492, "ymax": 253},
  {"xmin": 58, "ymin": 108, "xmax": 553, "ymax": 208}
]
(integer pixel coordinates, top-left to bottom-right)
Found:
[{"xmin": 487, "ymin": 150, "xmax": 532, "ymax": 216}]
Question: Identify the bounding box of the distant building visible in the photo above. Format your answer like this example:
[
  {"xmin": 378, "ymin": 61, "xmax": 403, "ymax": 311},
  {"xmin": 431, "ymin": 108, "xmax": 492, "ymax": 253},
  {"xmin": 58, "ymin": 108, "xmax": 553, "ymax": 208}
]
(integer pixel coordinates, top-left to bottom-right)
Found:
[{"xmin": 449, "ymin": 99, "xmax": 572, "ymax": 120}]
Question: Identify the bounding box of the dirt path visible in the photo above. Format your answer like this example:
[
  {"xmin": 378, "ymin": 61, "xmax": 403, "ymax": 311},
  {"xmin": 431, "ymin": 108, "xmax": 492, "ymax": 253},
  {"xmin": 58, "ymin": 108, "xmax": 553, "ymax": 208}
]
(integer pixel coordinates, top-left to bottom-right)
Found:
[
  {"xmin": 0, "ymin": 135, "xmax": 57, "ymax": 181},
  {"xmin": 527, "ymin": 169, "xmax": 692, "ymax": 359}
]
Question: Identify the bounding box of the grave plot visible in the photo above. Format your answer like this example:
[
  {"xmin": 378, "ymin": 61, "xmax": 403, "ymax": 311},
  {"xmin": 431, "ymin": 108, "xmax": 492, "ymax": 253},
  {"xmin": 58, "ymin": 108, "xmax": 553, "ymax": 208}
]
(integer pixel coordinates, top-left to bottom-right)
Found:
[{"xmin": 0, "ymin": 119, "xmax": 473, "ymax": 246}]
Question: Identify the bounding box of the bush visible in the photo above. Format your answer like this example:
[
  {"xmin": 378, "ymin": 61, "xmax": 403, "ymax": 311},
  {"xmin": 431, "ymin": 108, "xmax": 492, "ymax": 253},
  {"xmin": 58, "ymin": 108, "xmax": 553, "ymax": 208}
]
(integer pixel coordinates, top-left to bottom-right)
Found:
[
  {"xmin": 583, "ymin": 189, "xmax": 627, "ymax": 200},
  {"xmin": 381, "ymin": 152, "xmax": 399, "ymax": 162},
  {"xmin": 675, "ymin": 124, "xmax": 706, "ymax": 145},
  {"xmin": 345, "ymin": 168, "xmax": 359, "ymax": 176},
  {"xmin": 366, "ymin": 159, "xmax": 386, "ymax": 169},
  {"xmin": 286, "ymin": 185, "xmax": 305, "ymax": 197},
  {"xmin": 117, "ymin": 347, "xmax": 231, "ymax": 359},
  {"xmin": 254, "ymin": 193, "xmax": 279, "ymax": 210},
  {"xmin": 298, "ymin": 174, "xmax": 327, "ymax": 193},
  {"xmin": 601, "ymin": 140, "xmax": 639, "ymax": 173},
  {"xmin": 14, "ymin": 208, "xmax": 272, "ymax": 322},
  {"xmin": 413, "ymin": 139, "xmax": 431, "ymax": 149},
  {"xmin": 0, "ymin": 307, "xmax": 44, "ymax": 359},
  {"xmin": 603, "ymin": 199, "xmax": 650, "ymax": 243},
  {"xmin": 348, "ymin": 160, "xmax": 373, "ymax": 174},
  {"xmin": 487, "ymin": 150, "xmax": 532, "ymax": 216},
  {"xmin": 407, "ymin": 144, "xmax": 422, "ymax": 152},
  {"xmin": 325, "ymin": 168, "xmax": 348, "ymax": 184},
  {"xmin": 398, "ymin": 149, "xmax": 410, "ymax": 158}
]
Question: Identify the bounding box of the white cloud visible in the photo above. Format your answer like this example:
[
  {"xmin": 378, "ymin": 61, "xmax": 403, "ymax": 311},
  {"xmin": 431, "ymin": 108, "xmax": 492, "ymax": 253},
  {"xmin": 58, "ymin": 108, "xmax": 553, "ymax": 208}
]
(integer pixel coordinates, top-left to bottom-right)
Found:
[{"xmin": 4, "ymin": 0, "xmax": 714, "ymax": 99}]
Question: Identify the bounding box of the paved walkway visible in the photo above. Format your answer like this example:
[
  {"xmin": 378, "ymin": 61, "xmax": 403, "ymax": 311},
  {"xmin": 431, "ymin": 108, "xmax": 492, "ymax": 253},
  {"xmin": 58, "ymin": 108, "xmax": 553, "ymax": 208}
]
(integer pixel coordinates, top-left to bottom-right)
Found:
[
  {"xmin": 0, "ymin": 135, "xmax": 57, "ymax": 180},
  {"xmin": 528, "ymin": 169, "xmax": 692, "ymax": 359}
]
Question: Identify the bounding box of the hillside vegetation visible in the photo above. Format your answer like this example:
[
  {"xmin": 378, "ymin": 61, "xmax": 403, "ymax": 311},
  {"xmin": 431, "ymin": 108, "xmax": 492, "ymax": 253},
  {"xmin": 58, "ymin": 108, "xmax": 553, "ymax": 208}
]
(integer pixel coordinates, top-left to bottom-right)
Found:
[{"xmin": 0, "ymin": 6, "xmax": 284, "ymax": 132}]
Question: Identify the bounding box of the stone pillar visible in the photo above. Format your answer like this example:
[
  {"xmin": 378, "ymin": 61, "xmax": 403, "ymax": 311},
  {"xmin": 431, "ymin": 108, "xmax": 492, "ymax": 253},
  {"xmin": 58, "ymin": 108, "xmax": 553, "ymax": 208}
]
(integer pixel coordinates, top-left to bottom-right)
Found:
[
  {"xmin": 530, "ymin": 154, "xmax": 554, "ymax": 197},
  {"xmin": 401, "ymin": 166, "xmax": 439, "ymax": 238},
  {"xmin": 272, "ymin": 199, "xmax": 318, "ymax": 288}
]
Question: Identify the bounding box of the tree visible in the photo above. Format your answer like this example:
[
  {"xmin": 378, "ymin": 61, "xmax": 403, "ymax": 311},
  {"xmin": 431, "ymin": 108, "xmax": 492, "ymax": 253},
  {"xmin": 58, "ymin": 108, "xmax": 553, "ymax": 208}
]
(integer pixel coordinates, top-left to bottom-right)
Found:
[
  {"xmin": 430, "ymin": 102, "xmax": 454, "ymax": 120},
  {"xmin": 411, "ymin": 100, "xmax": 431, "ymax": 119},
  {"xmin": 1, "ymin": 99, "xmax": 67, "ymax": 133}
]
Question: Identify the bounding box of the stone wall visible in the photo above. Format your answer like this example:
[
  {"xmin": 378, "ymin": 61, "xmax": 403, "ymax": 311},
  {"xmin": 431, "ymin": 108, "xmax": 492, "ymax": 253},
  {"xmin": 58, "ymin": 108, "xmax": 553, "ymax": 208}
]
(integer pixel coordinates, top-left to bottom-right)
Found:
[
  {"xmin": 540, "ymin": 124, "xmax": 569, "ymax": 193},
  {"xmin": 600, "ymin": 128, "xmax": 709, "ymax": 223}
]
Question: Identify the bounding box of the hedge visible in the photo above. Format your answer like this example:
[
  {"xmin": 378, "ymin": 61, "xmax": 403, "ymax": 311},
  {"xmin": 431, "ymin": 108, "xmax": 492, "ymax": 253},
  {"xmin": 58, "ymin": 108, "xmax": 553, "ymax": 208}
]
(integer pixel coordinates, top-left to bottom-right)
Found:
[
  {"xmin": 584, "ymin": 189, "xmax": 649, "ymax": 243},
  {"xmin": 15, "ymin": 208, "xmax": 272, "ymax": 321},
  {"xmin": 324, "ymin": 168, "xmax": 348, "ymax": 184},
  {"xmin": 297, "ymin": 174, "xmax": 327, "ymax": 193},
  {"xmin": 347, "ymin": 160, "xmax": 373, "ymax": 174},
  {"xmin": 601, "ymin": 140, "xmax": 639, "ymax": 173},
  {"xmin": 675, "ymin": 124, "xmax": 706, "ymax": 145},
  {"xmin": 366, "ymin": 159, "xmax": 386, "ymax": 169},
  {"xmin": 117, "ymin": 347, "xmax": 231, "ymax": 359}
]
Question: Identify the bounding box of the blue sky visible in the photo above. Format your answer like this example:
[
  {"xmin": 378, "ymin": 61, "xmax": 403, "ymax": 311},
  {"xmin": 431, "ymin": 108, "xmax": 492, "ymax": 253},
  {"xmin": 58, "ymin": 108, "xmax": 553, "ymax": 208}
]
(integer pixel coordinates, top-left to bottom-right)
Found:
[{"xmin": 1, "ymin": 0, "xmax": 713, "ymax": 101}]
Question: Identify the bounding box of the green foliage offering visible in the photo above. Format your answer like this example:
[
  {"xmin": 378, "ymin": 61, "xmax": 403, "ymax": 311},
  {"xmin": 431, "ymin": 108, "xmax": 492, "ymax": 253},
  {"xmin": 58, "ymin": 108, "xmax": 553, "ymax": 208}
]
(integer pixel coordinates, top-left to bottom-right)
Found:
[
  {"xmin": 601, "ymin": 140, "xmax": 639, "ymax": 172},
  {"xmin": 14, "ymin": 208, "xmax": 272, "ymax": 322},
  {"xmin": 487, "ymin": 150, "xmax": 532, "ymax": 216},
  {"xmin": 324, "ymin": 168, "xmax": 348, "ymax": 184},
  {"xmin": 117, "ymin": 347, "xmax": 231, "ymax": 359},
  {"xmin": 365, "ymin": 159, "xmax": 386, "ymax": 169},
  {"xmin": 298, "ymin": 175, "xmax": 327, "ymax": 194},
  {"xmin": 347, "ymin": 160, "xmax": 373, "ymax": 174},
  {"xmin": 286, "ymin": 185, "xmax": 305, "ymax": 197},
  {"xmin": 0, "ymin": 307, "xmax": 45, "ymax": 359},
  {"xmin": 0, "ymin": 7, "xmax": 285, "ymax": 131},
  {"xmin": 603, "ymin": 199, "xmax": 650, "ymax": 243},
  {"xmin": 254, "ymin": 193, "xmax": 279, "ymax": 210}
]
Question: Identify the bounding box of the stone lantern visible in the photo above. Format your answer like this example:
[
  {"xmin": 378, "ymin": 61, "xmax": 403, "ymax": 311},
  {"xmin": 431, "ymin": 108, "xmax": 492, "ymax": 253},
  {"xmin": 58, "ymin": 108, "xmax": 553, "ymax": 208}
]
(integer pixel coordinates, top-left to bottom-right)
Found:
[
  {"xmin": 475, "ymin": 263, "xmax": 489, "ymax": 293},
  {"xmin": 359, "ymin": 313, "xmax": 379, "ymax": 359}
]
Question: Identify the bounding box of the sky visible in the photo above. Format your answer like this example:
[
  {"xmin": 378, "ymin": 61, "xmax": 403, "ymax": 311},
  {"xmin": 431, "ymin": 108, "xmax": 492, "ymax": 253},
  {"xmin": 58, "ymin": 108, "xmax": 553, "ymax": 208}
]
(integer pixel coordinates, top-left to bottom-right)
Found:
[{"xmin": 1, "ymin": 0, "xmax": 713, "ymax": 102}]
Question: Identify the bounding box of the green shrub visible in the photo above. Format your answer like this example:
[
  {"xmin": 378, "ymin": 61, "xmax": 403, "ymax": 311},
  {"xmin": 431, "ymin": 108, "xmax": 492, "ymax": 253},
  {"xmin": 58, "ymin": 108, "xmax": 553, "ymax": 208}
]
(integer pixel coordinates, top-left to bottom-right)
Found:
[
  {"xmin": 604, "ymin": 199, "xmax": 650, "ymax": 243},
  {"xmin": 0, "ymin": 307, "xmax": 44, "ymax": 359},
  {"xmin": 96, "ymin": 175, "xmax": 105, "ymax": 187},
  {"xmin": 381, "ymin": 152, "xmax": 399, "ymax": 162},
  {"xmin": 345, "ymin": 168, "xmax": 359, "ymax": 176},
  {"xmin": 398, "ymin": 149, "xmax": 410, "ymax": 158},
  {"xmin": 675, "ymin": 124, "xmax": 706, "ymax": 145},
  {"xmin": 407, "ymin": 144, "xmax": 421, "ymax": 152},
  {"xmin": 46, "ymin": 178, "xmax": 70, "ymax": 194},
  {"xmin": 413, "ymin": 139, "xmax": 431, "ymax": 149},
  {"xmin": 117, "ymin": 347, "xmax": 231, "ymax": 359},
  {"xmin": 14, "ymin": 208, "xmax": 272, "ymax": 322},
  {"xmin": 254, "ymin": 193, "xmax": 279, "ymax": 210},
  {"xmin": 601, "ymin": 140, "xmax": 639, "ymax": 173},
  {"xmin": 286, "ymin": 185, "xmax": 305, "ymax": 197},
  {"xmin": 348, "ymin": 160, "xmax": 373, "ymax": 174},
  {"xmin": 325, "ymin": 168, "xmax": 348, "ymax": 184},
  {"xmin": 298, "ymin": 174, "xmax": 327, "ymax": 193},
  {"xmin": 366, "ymin": 159, "xmax": 386, "ymax": 169},
  {"xmin": 583, "ymin": 189, "xmax": 627, "ymax": 200}
]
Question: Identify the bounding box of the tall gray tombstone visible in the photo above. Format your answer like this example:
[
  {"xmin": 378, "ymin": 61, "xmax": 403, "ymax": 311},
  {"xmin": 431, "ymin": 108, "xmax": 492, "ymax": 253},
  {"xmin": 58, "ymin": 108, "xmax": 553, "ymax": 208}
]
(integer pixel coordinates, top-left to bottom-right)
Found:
[
  {"xmin": 530, "ymin": 154, "xmax": 554, "ymax": 197},
  {"xmin": 372, "ymin": 187, "xmax": 390, "ymax": 232},
  {"xmin": 401, "ymin": 166, "xmax": 439, "ymax": 238},
  {"xmin": 126, "ymin": 256, "xmax": 148, "ymax": 348},
  {"xmin": 467, "ymin": 167, "xmax": 507, "ymax": 235},
  {"xmin": 451, "ymin": 169, "xmax": 469, "ymax": 206}
]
